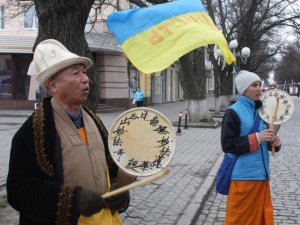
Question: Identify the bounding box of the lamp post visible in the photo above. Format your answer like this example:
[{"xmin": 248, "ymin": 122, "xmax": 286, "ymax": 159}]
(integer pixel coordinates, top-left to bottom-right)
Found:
[{"xmin": 229, "ymin": 39, "xmax": 251, "ymax": 102}]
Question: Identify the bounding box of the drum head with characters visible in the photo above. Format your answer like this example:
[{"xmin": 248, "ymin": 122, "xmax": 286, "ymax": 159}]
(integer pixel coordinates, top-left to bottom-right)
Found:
[
  {"xmin": 108, "ymin": 107, "xmax": 176, "ymax": 177},
  {"xmin": 258, "ymin": 89, "xmax": 294, "ymax": 125}
]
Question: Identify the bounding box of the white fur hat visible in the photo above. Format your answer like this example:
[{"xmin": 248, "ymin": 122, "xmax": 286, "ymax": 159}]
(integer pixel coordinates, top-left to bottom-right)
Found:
[
  {"xmin": 235, "ymin": 70, "xmax": 261, "ymax": 95},
  {"xmin": 27, "ymin": 39, "xmax": 92, "ymax": 87}
]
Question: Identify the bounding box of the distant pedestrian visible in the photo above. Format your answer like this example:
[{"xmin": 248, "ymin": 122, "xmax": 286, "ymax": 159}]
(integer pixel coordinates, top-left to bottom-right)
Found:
[
  {"xmin": 268, "ymin": 81, "xmax": 277, "ymax": 89},
  {"xmin": 134, "ymin": 87, "xmax": 145, "ymax": 107},
  {"xmin": 221, "ymin": 70, "xmax": 281, "ymax": 225}
]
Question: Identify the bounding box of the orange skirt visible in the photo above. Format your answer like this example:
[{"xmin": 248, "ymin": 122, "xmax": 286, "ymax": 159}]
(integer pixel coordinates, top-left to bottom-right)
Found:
[{"xmin": 225, "ymin": 180, "xmax": 274, "ymax": 225}]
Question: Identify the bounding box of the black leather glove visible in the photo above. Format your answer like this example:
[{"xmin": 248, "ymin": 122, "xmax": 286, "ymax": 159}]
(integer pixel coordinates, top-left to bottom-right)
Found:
[
  {"xmin": 105, "ymin": 184, "xmax": 130, "ymax": 213},
  {"xmin": 77, "ymin": 188, "xmax": 107, "ymax": 217}
]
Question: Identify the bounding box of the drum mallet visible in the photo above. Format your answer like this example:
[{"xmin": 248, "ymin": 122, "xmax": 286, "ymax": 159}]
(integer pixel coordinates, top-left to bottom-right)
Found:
[
  {"xmin": 269, "ymin": 97, "xmax": 280, "ymax": 156},
  {"xmin": 102, "ymin": 167, "xmax": 170, "ymax": 199}
]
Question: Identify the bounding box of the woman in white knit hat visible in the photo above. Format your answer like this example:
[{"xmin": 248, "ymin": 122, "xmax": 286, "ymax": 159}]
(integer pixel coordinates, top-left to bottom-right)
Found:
[{"xmin": 220, "ymin": 70, "xmax": 281, "ymax": 225}]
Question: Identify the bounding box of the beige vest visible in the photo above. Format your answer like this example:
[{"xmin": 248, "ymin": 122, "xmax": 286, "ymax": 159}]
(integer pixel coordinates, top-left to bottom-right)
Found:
[{"xmin": 52, "ymin": 98, "xmax": 107, "ymax": 194}]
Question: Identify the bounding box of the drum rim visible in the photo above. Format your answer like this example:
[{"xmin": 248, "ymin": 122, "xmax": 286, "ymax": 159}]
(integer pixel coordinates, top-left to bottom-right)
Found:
[
  {"xmin": 258, "ymin": 89, "xmax": 294, "ymax": 125},
  {"xmin": 108, "ymin": 107, "xmax": 176, "ymax": 177}
]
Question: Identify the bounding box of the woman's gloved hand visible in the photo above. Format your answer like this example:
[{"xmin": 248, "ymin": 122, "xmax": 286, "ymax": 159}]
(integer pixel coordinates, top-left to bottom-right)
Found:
[
  {"xmin": 105, "ymin": 184, "xmax": 130, "ymax": 213},
  {"xmin": 77, "ymin": 188, "xmax": 107, "ymax": 217}
]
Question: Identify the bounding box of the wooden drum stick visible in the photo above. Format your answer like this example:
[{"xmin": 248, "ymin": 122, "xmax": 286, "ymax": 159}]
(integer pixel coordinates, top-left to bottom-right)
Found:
[
  {"xmin": 102, "ymin": 167, "xmax": 170, "ymax": 199},
  {"xmin": 269, "ymin": 97, "xmax": 280, "ymax": 156}
]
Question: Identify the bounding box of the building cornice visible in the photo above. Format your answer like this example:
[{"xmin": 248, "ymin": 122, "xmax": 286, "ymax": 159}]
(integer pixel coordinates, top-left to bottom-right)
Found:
[
  {"xmin": 0, "ymin": 32, "xmax": 123, "ymax": 54},
  {"xmin": 86, "ymin": 32, "xmax": 123, "ymax": 53},
  {"xmin": 0, "ymin": 36, "xmax": 35, "ymax": 53}
]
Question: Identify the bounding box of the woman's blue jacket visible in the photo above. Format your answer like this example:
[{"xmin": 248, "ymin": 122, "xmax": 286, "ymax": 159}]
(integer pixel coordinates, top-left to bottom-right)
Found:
[{"xmin": 222, "ymin": 95, "xmax": 270, "ymax": 180}]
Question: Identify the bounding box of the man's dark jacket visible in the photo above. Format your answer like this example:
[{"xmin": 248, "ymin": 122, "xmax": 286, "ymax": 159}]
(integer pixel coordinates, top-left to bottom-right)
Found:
[{"xmin": 6, "ymin": 97, "xmax": 118, "ymax": 225}]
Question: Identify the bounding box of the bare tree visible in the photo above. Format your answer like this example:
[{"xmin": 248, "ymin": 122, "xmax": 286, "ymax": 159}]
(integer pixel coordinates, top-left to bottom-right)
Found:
[
  {"xmin": 178, "ymin": 49, "xmax": 212, "ymax": 122},
  {"xmin": 204, "ymin": 0, "xmax": 300, "ymax": 110},
  {"xmin": 275, "ymin": 38, "xmax": 300, "ymax": 84},
  {"xmin": 213, "ymin": 0, "xmax": 299, "ymax": 74}
]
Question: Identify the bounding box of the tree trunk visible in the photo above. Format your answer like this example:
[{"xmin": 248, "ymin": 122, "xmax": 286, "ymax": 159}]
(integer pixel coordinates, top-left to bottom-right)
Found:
[
  {"xmin": 220, "ymin": 95, "xmax": 231, "ymax": 109},
  {"xmin": 214, "ymin": 96, "xmax": 221, "ymax": 114},
  {"xmin": 185, "ymin": 99, "xmax": 211, "ymax": 122},
  {"xmin": 219, "ymin": 65, "xmax": 233, "ymax": 96},
  {"xmin": 219, "ymin": 64, "xmax": 233, "ymax": 109},
  {"xmin": 178, "ymin": 48, "xmax": 212, "ymax": 122},
  {"xmin": 33, "ymin": 0, "xmax": 99, "ymax": 110},
  {"xmin": 211, "ymin": 49, "xmax": 221, "ymax": 114}
]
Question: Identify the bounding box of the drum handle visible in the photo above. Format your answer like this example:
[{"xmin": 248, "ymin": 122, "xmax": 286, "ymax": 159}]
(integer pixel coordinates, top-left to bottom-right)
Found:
[
  {"xmin": 269, "ymin": 97, "xmax": 280, "ymax": 156},
  {"xmin": 102, "ymin": 167, "xmax": 170, "ymax": 199}
]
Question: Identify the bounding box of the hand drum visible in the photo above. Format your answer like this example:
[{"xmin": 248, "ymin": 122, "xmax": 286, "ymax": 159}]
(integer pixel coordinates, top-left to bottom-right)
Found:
[
  {"xmin": 108, "ymin": 107, "xmax": 176, "ymax": 177},
  {"xmin": 258, "ymin": 89, "xmax": 294, "ymax": 125}
]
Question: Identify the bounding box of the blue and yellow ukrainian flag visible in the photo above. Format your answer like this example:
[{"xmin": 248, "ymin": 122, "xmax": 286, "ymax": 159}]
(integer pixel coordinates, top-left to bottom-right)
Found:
[{"xmin": 107, "ymin": 0, "xmax": 235, "ymax": 74}]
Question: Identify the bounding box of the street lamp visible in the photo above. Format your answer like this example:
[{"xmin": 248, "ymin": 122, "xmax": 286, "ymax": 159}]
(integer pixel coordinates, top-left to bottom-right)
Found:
[
  {"xmin": 229, "ymin": 39, "xmax": 251, "ymax": 101},
  {"xmin": 229, "ymin": 39, "xmax": 251, "ymax": 64},
  {"xmin": 213, "ymin": 45, "xmax": 225, "ymax": 68}
]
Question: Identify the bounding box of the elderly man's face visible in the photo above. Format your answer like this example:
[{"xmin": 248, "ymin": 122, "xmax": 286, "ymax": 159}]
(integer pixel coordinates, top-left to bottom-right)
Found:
[{"xmin": 47, "ymin": 64, "xmax": 89, "ymax": 107}]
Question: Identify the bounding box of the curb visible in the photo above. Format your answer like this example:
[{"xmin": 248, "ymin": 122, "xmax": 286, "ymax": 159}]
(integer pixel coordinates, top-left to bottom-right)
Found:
[
  {"xmin": 173, "ymin": 121, "xmax": 220, "ymax": 129},
  {"xmin": 176, "ymin": 154, "xmax": 223, "ymax": 225}
]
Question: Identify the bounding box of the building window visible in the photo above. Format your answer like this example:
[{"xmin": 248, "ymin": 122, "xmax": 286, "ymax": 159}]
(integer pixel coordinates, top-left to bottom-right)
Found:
[
  {"xmin": 161, "ymin": 70, "xmax": 167, "ymax": 101},
  {"xmin": 0, "ymin": 6, "xmax": 4, "ymax": 29},
  {"xmin": 0, "ymin": 55, "xmax": 12, "ymax": 99},
  {"xmin": 99, "ymin": 19, "xmax": 108, "ymax": 32},
  {"xmin": 208, "ymin": 75, "xmax": 215, "ymax": 91},
  {"xmin": 84, "ymin": 14, "xmax": 93, "ymax": 32},
  {"xmin": 0, "ymin": 54, "xmax": 32, "ymax": 100},
  {"xmin": 129, "ymin": 65, "xmax": 138, "ymax": 98},
  {"xmin": 23, "ymin": 4, "xmax": 38, "ymax": 29}
]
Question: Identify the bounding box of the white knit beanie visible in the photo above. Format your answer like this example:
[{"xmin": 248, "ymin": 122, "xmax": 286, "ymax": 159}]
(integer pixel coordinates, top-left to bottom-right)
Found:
[{"xmin": 235, "ymin": 70, "xmax": 261, "ymax": 95}]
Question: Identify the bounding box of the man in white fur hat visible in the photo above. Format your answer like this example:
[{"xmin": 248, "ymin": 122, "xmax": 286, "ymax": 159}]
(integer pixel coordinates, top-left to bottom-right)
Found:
[
  {"xmin": 6, "ymin": 39, "xmax": 134, "ymax": 225},
  {"xmin": 220, "ymin": 70, "xmax": 281, "ymax": 225}
]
